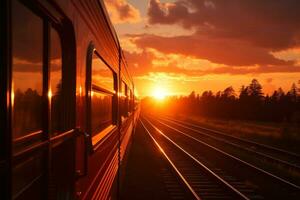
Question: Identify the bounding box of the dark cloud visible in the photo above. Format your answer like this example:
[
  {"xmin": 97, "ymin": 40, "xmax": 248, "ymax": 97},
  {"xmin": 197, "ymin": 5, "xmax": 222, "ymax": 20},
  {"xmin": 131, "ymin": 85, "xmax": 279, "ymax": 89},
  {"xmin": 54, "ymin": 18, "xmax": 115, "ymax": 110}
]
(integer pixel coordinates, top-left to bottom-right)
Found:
[
  {"xmin": 124, "ymin": 50, "xmax": 155, "ymax": 75},
  {"xmin": 126, "ymin": 0, "xmax": 300, "ymax": 71},
  {"xmin": 132, "ymin": 34, "xmax": 293, "ymax": 66},
  {"xmin": 124, "ymin": 49, "xmax": 300, "ymax": 76},
  {"xmin": 208, "ymin": 65, "xmax": 300, "ymax": 75},
  {"xmin": 265, "ymin": 78, "xmax": 273, "ymax": 83},
  {"xmin": 148, "ymin": 0, "xmax": 300, "ymax": 50},
  {"xmin": 12, "ymin": 59, "xmax": 42, "ymax": 73}
]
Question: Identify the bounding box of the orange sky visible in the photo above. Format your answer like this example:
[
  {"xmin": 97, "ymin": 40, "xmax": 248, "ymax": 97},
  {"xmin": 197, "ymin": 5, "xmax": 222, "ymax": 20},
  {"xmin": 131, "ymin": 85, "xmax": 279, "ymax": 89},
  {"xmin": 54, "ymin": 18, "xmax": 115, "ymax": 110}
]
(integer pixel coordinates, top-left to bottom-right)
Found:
[{"xmin": 104, "ymin": 0, "xmax": 300, "ymax": 97}]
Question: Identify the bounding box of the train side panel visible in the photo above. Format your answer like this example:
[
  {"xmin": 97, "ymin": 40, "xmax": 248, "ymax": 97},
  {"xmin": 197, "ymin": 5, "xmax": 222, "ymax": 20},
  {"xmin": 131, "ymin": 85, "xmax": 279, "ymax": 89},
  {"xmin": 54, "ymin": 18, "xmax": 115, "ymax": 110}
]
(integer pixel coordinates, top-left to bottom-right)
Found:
[
  {"xmin": 2, "ymin": 0, "xmax": 139, "ymax": 199},
  {"xmin": 54, "ymin": 0, "xmax": 138, "ymax": 199}
]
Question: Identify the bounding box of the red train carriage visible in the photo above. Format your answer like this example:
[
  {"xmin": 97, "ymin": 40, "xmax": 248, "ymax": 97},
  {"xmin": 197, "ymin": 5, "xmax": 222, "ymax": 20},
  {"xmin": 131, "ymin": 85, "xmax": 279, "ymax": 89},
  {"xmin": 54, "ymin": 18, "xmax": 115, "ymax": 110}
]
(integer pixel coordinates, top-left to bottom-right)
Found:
[{"xmin": 0, "ymin": 0, "xmax": 140, "ymax": 199}]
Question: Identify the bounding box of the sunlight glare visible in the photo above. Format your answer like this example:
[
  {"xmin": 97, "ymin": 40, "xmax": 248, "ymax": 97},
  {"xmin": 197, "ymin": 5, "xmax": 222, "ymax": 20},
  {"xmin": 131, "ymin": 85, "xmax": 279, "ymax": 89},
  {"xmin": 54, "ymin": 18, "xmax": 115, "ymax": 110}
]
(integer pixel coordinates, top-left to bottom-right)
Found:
[{"xmin": 152, "ymin": 87, "xmax": 167, "ymax": 100}]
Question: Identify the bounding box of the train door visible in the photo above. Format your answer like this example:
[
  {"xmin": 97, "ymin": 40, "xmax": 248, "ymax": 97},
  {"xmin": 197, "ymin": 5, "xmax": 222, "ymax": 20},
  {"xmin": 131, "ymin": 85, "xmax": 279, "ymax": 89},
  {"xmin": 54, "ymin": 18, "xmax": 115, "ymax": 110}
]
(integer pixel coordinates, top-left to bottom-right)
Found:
[{"xmin": 3, "ymin": 0, "xmax": 76, "ymax": 199}]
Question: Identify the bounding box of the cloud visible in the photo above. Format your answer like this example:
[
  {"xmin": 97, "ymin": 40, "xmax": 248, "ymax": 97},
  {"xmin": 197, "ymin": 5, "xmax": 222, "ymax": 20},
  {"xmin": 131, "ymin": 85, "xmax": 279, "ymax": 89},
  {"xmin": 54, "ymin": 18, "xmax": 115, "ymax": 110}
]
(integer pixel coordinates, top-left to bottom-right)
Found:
[
  {"xmin": 148, "ymin": 0, "xmax": 300, "ymax": 50},
  {"xmin": 131, "ymin": 34, "xmax": 293, "ymax": 66},
  {"xmin": 207, "ymin": 65, "xmax": 300, "ymax": 75},
  {"xmin": 117, "ymin": 0, "xmax": 300, "ymax": 78},
  {"xmin": 265, "ymin": 78, "xmax": 273, "ymax": 83},
  {"xmin": 124, "ymin": 48, "xmax": 300, "ymax": 76},
  {"xmin": 131, "ymin": 1, "xmax": 300, "ymax": 70},
  {"xmin": 104, "ymin": 0, "xmax": 141, "ymax": 23},
  {"xmin": 12, "ymin": 57, "xmax": 62, "ymax": 73},
  {"xmin": 12, "ymin": 58, "xmax": 42, "ymax": 73},
  {"xmin": 124, "ymin": 50, "xmax": 155, "ymax": 74}
]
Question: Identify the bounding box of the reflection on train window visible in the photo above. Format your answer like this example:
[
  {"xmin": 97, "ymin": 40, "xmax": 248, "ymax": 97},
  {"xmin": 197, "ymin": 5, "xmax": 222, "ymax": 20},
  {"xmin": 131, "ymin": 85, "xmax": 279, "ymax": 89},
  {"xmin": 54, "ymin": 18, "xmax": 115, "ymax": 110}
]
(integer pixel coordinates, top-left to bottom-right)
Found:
[
  {"xmin": 12, "ymin": 0, "xmax": 43, "ymax": 139},
  {"xmin": 92, "ymin": 53, "xmax": 114, "ymax": 91},
  {"xmin": 50, "ymin": 27, "xmax": 63, "ymax": 135},
  {"xmin": 91, "ymin": 51, "xmax": 116, "ymax": 141},
  {"xmin": 91, "ymin": 92, "xmax": 113, "ymax": 136}
]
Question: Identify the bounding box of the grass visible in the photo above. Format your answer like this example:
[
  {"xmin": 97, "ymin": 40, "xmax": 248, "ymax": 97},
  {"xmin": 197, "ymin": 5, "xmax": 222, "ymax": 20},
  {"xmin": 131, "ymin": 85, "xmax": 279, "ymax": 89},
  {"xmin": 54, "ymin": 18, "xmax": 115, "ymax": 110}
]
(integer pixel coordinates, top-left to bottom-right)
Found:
[
  {"xmin": 168, "ymin": 113, "xmax": 300, "ymax": 183},
  {"xmin": 171, "ymin": 114, "xmax": 300, "ymax": 154}
]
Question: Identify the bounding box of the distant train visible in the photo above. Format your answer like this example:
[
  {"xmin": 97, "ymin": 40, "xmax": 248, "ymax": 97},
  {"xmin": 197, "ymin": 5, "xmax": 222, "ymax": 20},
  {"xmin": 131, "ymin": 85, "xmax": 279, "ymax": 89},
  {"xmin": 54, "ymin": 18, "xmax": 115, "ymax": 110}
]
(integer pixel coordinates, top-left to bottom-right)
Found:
[{"xmin": 0, "ymin": 0, "xmax": 140, "ymax": 199}]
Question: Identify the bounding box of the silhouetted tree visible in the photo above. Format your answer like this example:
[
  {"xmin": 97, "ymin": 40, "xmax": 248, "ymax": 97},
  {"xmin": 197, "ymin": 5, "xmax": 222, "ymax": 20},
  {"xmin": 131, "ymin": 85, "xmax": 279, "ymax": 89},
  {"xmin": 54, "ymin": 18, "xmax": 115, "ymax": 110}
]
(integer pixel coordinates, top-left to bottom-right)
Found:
[
  {"xmin": 222, "ymin": 86, "xmax": 236, "ymax": 99},
  {"xmin": 248, "ymin": 79, "xmax": 263, "ymax": 98},
  {"xmin": 141, "ymin": 79, "xmax": 300, "ymax": 126},
  {"xmin": 289, "ymin": 83, "xmax": 298, "ymax": 102}
]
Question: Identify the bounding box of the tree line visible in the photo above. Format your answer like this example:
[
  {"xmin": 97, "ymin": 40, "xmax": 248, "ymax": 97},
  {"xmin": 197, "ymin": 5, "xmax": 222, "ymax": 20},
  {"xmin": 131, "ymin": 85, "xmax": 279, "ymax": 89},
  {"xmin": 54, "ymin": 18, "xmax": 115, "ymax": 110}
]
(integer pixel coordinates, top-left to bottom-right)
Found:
[{"xmin": 163, "ymin": 79, "xmax": 300, "ymax": 123}]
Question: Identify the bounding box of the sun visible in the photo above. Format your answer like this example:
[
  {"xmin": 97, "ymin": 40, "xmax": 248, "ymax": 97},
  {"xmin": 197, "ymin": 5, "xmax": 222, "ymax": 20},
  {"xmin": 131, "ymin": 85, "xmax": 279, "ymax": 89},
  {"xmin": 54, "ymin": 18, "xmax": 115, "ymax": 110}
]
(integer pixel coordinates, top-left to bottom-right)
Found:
[{"xmin": 152, "ymin": 87, "xmax": 167, "ymax": 100}]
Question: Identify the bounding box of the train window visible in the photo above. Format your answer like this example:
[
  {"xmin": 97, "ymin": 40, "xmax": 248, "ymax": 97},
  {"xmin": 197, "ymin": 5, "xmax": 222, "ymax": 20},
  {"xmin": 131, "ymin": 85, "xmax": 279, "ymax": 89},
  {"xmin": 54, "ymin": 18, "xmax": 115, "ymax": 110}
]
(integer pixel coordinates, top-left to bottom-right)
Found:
[
  {"xmin": 120, "ymin": 81, "xmax": 128, "ymax": 119},
  {"xmin": 90, "ymin": 52, "xmax": 116, "ymax": 145},
  {"xmin": 12, "ymin": 0, "xmax": 43, "ymax": 139},
  {"xmin": 129, "ymin": 89, "xmax": 134, "ymax": 112},
  {"xmin": 91, "ymin": 92, "xmax": 113, "ymax": 135},
  {"xmin": 125, "ymin": 84, "xmax": 129, "ymax": 115},
  {"xmin": 128, "ymin": 89, "xmax": 131, "ymax": 113},
  {"xmin": 121, "ymin": 81, "xmax": 126, "ymax": 96},
  {"xmin": 92, "ymin": 54, "xmax": 114, "ymax": 92},
  {"xmin": 50, "ymin": 27, "xmax": 63, "ymax": 135}
]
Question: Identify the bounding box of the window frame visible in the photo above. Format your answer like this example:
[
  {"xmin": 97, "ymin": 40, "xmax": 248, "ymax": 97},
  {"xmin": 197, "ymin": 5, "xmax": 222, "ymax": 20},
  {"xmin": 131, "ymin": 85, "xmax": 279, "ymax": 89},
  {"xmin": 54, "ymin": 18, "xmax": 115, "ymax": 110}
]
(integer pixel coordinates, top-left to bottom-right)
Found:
[
  {"xmin": 86, "ymin": 44, "xmax": 118, "ymax": 150},
  {"xmin": 120, "ymin": 81, "xmax": 130, "ymax": 120}
]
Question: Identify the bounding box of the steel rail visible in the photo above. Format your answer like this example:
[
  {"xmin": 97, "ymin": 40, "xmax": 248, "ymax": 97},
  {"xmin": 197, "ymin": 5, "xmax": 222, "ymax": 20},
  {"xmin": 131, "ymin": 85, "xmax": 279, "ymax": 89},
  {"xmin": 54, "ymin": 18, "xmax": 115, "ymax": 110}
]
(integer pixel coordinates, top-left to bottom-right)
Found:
[
  {"xmin": 158, "ymin": 116, "xmax": 300, "ymax": 171},
  {"xmin": 150, "ymin": 116, "xmax": 300, "ymax": 190},
  {"xmin": 142, "ymin": 118, "xmax": 250, "ymax": 200},
  {"xmin": 140, "ymin": 119, "xmax": 201, "ymax": 200},
  {"xmin": 164, "ymin": 116, "xmax": 300, "ymax": 159}
]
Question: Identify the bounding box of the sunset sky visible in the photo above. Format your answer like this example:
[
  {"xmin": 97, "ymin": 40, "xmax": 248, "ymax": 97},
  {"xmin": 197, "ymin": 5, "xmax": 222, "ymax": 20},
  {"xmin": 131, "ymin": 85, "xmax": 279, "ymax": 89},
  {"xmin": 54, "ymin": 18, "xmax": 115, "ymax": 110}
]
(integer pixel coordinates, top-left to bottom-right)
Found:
[{"xmin": 104, "ymin": 0, "xmax": 300, "ymax": 97}]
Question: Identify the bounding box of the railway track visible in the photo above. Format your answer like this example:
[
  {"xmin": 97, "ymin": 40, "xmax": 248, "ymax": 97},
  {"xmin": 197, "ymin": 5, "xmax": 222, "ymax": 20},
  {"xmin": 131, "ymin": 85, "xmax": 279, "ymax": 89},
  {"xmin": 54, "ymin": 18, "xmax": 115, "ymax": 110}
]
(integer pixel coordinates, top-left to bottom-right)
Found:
[
  {"xmin": 140, "ymin": 118, "xmax": 258, "ymax": 200},
  {"xmin": 143, "ymin": 116, "xmax": 300, "ymax": 199},
  {"xmin": 161, "ymin": 116, "xmax": 300, "ymax": 172}
]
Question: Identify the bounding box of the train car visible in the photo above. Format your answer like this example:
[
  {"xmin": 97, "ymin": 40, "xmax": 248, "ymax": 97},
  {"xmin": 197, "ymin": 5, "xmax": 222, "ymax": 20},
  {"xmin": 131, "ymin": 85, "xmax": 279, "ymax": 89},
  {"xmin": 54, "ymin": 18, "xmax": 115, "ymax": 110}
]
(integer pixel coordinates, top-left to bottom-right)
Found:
[{"xmin": 0, "ymin": 0, "xmax": 140, "ymax": 199}]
